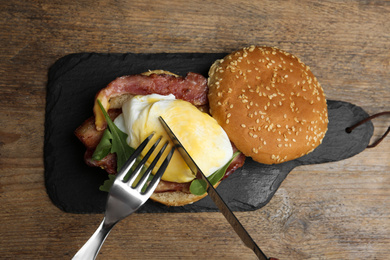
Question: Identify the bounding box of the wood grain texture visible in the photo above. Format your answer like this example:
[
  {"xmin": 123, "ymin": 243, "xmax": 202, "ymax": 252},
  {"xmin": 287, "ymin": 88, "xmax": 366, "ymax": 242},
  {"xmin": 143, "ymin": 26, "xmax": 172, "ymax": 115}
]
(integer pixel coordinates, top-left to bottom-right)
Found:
[{"xmin": 0, "ymin": 0, "xmax": 389, "ymax": 259}]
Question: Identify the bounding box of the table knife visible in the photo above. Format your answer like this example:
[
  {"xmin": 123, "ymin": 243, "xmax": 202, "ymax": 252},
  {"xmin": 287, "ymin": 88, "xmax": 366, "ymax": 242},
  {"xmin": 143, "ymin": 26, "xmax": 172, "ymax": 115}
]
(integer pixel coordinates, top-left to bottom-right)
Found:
[{"xmin": 159, "ymin": 116, "xmax": 276, "ymax": 260}]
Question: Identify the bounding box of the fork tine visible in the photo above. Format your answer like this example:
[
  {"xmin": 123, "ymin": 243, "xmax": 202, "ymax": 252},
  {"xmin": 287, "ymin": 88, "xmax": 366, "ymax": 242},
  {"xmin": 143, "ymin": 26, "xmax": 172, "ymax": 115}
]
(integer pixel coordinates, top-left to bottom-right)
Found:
[
  {"xmin": 134, "ymin": 140, "xmax": 169, "ymax": 192},
  {"xmin": 143, "ymin": 145, "xmax": 175, "ymax": 195},
  {"xmin": 125, "ymin": 136, "xmax": 162, "ymax": 186},
  {"xmin": 115, "ymin": 132, "xmax": 154, "ymax": 181}
]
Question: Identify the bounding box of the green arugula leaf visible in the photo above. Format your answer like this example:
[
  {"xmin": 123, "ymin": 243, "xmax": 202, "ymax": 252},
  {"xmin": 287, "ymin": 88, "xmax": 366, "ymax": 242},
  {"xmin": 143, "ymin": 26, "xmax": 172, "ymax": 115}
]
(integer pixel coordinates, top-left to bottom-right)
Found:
[
  {"xmin": 99, "ymin": 174, "xmax": 116, "ymax": 192},
  {"xmin": 96, "ymin": 99, "xmax": 135, "ymax": 171},
  {"xmin": 189, "ymin": 151, "xmax": 241, "ymax": 195},
  {"xmin": 189, "ymin": 179, "xmax": 208, "ymax": 195},
  {"xmin": 92, "ymin": 128, "xmax": 113, "ymax": 161},
  {"xmin": 95, "ymin": 99, "xmax": 136, "ymax": 191}
]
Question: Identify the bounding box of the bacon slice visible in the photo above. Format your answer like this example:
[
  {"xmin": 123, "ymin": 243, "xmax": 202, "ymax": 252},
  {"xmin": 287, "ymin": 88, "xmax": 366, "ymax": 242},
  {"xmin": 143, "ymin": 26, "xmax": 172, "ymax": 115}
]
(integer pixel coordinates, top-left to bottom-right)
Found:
[
  {"xmin": 84, "ymin": 149, "xmax": 117, "ymax": 174},
  {"xmin": 93, "ymin": 72, "xmax": 208, "ymax": 130}
]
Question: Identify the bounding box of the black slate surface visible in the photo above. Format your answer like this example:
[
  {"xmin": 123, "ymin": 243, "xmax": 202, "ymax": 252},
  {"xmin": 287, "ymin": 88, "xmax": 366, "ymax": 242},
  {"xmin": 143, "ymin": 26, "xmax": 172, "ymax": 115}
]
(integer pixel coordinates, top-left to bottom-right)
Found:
[{"xmin": 44, "ymin": 53, "xmax": 374, "ymax": 214}]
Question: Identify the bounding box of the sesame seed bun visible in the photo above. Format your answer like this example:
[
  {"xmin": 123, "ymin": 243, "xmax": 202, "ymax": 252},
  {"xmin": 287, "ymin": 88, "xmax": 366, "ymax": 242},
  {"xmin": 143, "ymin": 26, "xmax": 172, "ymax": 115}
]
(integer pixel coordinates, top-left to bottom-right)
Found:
[{"xmin": 208, "ymin": 46, "xmax": 328, "ymax": 164}]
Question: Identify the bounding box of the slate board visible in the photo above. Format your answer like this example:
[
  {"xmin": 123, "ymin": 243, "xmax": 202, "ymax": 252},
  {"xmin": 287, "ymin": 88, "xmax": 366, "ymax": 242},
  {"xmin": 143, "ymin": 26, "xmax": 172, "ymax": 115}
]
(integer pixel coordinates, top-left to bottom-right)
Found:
[{"xmin": 44, "ymin": 53, "xmax": 374, "ymax": 214}]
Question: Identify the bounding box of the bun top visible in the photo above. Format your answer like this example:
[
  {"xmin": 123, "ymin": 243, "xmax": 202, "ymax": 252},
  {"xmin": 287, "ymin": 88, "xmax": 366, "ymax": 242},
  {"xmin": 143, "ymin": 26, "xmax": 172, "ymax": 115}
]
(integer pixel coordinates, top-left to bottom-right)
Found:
[{"xmin": 208, "ymin": 46, "xmax": 328, "ymax": 164}]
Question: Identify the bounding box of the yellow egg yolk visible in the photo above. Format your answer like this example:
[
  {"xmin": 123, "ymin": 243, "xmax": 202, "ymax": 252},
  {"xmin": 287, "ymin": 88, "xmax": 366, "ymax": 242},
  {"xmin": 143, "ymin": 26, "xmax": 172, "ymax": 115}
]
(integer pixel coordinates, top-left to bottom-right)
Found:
[{"xmin": 114, "ymin": 94, "xmax": 233, "ymax": 183}]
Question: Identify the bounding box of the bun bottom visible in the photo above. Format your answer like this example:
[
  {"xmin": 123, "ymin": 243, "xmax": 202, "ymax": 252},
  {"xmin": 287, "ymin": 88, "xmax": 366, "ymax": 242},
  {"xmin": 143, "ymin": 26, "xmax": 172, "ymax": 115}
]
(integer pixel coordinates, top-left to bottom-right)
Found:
[{"xmin": 150, "ymin": 182, "xmax": 220, "ymax": 206}]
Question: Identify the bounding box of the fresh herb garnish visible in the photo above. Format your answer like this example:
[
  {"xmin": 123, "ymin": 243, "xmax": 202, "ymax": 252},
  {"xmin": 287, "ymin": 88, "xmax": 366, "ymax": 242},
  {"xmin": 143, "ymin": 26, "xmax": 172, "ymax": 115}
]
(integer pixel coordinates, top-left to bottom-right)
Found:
[
  {"xmin": 92, "ymin": 128, "xmax": 112, "ymax": 161},
  {"xmin": 99, "ymin": 174, "xmax": 116, "ymax": 192},
  {"xmin": 93, "ymin": 99, "xmax": 135, "ymax": 192},
  {"xmin": 189, "ymin": 151, "xmax": 240, "ymax": 195}
]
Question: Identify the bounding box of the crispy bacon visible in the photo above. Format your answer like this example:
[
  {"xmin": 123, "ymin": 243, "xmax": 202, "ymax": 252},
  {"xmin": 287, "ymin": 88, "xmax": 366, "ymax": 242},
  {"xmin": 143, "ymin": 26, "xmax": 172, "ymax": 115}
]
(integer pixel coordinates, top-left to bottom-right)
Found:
[
  {"xmin": 84, "ymin": 149, "xmax": 117, "ymax": 174},
  {"xmin": 94, "ymin": 72, "xmax": 208, "ymax": 130}
]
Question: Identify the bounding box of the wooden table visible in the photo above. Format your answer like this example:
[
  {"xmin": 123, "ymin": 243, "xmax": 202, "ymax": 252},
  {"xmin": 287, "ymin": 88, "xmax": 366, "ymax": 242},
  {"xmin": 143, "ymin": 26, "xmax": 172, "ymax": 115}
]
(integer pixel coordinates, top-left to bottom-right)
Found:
[{"xmin": 1, "ymin": 1, "xmax": 389, "ymax": 259}]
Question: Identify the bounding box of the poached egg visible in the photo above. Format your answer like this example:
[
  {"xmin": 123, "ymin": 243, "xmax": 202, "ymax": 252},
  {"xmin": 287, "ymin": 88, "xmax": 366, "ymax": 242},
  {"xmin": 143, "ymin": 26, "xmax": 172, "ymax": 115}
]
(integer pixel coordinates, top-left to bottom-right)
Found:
[{"xmin": 114, "ymin": 94, "xmax": 233, "ymax": 183}]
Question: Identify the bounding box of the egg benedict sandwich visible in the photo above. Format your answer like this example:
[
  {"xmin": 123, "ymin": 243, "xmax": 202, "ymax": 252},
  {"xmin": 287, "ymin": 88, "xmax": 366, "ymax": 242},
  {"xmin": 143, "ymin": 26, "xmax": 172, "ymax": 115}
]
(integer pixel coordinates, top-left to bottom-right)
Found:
[{"xmin": 75, "ymin": 70, "xmax": 246, "ymax": 206}]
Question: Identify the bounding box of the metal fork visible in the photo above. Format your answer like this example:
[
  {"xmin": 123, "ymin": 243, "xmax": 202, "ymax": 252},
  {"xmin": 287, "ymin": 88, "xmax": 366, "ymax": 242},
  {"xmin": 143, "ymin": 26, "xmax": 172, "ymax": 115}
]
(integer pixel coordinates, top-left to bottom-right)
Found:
[{"xmin": 72, "ymin": 133, "xmax": 175, "ymax": 260}]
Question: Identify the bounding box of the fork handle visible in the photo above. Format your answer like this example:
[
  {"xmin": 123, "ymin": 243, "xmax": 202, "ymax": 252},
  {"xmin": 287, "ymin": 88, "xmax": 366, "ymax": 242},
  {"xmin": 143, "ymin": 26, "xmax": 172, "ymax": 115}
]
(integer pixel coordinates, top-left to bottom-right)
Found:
[{"xmin": 72, "ymin": 218, "xmax": 115, "ymax": 260}]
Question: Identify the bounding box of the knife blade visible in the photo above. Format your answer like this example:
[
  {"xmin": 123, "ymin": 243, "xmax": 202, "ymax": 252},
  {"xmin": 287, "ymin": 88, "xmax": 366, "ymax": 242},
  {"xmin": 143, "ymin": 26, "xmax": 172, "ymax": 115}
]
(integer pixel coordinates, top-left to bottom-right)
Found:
[{"xmin": 159, "ymin": 116, "xmax": 270, "ymax": 260}]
